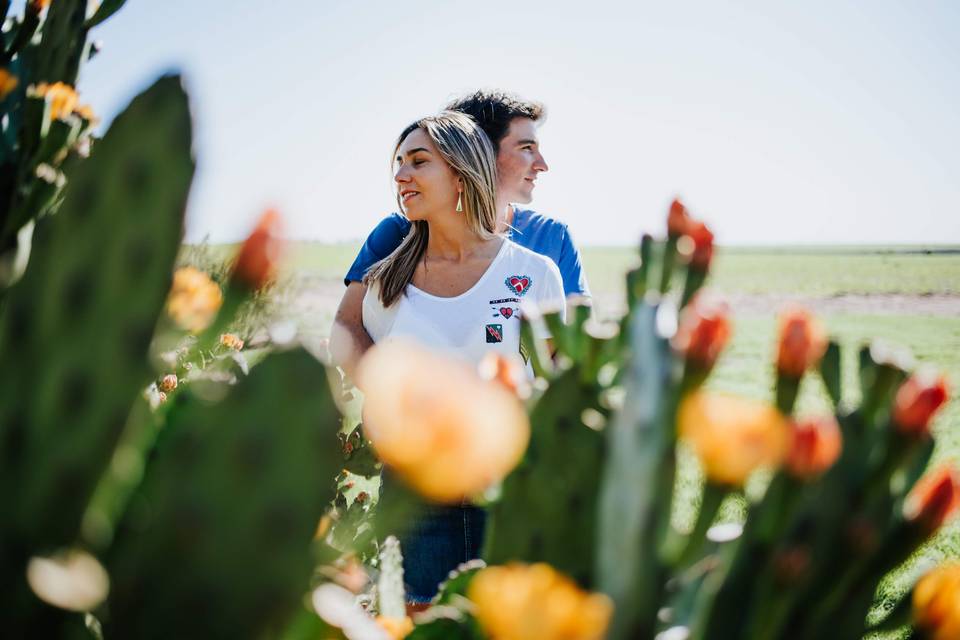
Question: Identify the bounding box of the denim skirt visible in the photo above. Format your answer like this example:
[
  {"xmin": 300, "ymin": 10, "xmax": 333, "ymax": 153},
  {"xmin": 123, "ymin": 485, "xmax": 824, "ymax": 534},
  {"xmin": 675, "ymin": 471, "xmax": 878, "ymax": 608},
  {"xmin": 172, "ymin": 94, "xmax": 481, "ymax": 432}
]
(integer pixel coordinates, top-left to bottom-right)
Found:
[{"xmin": 381, "ymin": 470, "xmax": 487, "ymax": 603}]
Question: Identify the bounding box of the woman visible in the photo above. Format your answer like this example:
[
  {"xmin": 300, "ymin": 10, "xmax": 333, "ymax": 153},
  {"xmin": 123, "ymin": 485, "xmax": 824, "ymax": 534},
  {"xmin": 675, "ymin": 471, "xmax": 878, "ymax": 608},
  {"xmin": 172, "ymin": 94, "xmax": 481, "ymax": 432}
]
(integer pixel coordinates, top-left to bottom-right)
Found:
[{"xmin": 360, "ymin": 111, "xmax": 565, "ymax": 604}]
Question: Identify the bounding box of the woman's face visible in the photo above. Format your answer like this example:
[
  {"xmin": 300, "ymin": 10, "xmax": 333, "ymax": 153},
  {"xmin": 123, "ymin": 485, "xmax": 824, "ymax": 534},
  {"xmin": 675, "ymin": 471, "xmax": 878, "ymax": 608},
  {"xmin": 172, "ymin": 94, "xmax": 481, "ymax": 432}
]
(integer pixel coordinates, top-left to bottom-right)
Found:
[{"xmin": 394, "ymin": 128, "xmax": 460, "ymax": 222}]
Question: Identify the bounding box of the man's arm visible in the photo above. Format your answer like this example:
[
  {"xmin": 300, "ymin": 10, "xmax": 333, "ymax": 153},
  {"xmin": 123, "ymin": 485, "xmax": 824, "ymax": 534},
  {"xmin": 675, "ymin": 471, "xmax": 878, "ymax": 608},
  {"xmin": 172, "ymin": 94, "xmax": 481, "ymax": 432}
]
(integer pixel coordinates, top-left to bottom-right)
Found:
[{"xmin": 329, "ymin": 282, "xmax": 372, "ymax": 377}]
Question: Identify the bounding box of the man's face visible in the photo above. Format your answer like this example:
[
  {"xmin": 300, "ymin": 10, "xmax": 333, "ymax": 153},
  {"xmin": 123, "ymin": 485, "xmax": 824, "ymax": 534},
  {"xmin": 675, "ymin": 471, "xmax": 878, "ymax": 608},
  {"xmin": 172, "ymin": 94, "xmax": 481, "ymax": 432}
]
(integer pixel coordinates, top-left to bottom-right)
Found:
[{"xmin": 496, "ymin": 117, "xmax": 549, "ymax": 205}]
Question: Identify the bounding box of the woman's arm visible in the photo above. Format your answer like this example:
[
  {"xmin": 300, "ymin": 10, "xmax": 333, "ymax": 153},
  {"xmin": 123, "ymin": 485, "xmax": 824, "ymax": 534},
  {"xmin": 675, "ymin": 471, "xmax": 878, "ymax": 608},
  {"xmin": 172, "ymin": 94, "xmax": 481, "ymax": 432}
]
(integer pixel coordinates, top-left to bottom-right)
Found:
[{"xmin": 329, "ymin": 281, "xmax": 372, "ymax": 378}]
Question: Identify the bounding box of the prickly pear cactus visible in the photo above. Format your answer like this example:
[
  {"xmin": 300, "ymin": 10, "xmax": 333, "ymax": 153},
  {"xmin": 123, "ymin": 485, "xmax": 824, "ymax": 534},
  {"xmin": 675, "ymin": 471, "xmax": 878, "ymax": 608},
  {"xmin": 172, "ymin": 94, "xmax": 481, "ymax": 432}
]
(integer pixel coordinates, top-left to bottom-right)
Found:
[
  {"xmin": 483, "ymin": 307, "xmax": 612, "ymax": 588},
  {"xmin": 103, "ymin": 348, "xmax": 342, "ymax": 638},
  {"xmin": 0, "ymin": 74, "xmax": 194, "ymax": 561}
]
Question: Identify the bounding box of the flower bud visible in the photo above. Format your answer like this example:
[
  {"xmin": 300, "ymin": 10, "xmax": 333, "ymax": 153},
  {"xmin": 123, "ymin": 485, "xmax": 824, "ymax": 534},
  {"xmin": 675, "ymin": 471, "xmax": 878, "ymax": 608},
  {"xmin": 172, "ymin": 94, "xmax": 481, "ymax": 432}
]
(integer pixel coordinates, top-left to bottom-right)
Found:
[
  {"xmin": 232, "ymin": 209, "xmax": 283, "ymax": 291},
  {"xmin": 913, "ymin": 562, "xmax": 960, "ymax": 640},
  {"xmin": 667, "ymin": 198, "xmax": 690, "ymax": 238},
  {"xmin": 0, "ymin": 69, "xmax": 18, "ymax": 100},
  {"xmin": 478, "ymin": 351, "xmax": 531, "ymax": 399},
  {"xmin": 357, "ymin": 340, "xmax": 529, "ymax": 503},
  {"xmin": 776, "ymin": 306, "xmax": 827, "ymax": 378},
  {"xmin": 904, "ymin": 465, "xmax": 960, "ymax": 536},
  {"xmin": 683, "ymin": 220, "xmax": 714, "ymax": 271},
  {"xmin": 468, "ymin": 563, "xmax": 613, "ymax": 640},
  {"xmin": 893, "ymin": 370, "xmax": 949, "ymax": 437},
  {"xmin": 678, "ymin": 392, "xmax": 789, "ymax": 486},
  {"xmin": 672, "ymin": 292, "xmax": 731, "ymax": 370},
  {"xmin": 219, "ymin": 333, "xmax": 244, "ymax": 350},
  {"xmin": 166, "ymin": 266, "xmax": 223, "ymax": 333},
  {"xmin": 159, "ymin": 374, "xmax": 178, "ymax": 393},
  {"xmin": 785, "ymin": 415, "xmax": 842, "ymax": 479}
]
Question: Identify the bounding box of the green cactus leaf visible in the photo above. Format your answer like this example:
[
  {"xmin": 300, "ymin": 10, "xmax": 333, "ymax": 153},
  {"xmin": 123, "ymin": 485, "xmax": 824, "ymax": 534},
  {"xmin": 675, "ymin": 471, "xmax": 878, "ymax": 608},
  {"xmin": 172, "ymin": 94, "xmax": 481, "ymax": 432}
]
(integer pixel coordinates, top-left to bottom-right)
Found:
[
  {"xmin": 0, "ymin": 74, "xmax": 194, "ymax": 556},
  {"xmin": 819, "ymin": 340, "xmax": 842, "ymax": 406},
  {"xmin": 432, "ymin": 559, "xmax": 485, "ymax": 606},
  {"xmin": 32, "ymin": 0, "xmax": 87, "ymax": 85},
  {"xmin": 483, "ymin": 366, "xmax": 606, "ymax": 588},
  {"xmin": 104, "ymin": 348, "xmax": 342, "ymax": 639},
  {"xmin": 85, "ymin": 0, "xmax": 128, "ymax": 29}
]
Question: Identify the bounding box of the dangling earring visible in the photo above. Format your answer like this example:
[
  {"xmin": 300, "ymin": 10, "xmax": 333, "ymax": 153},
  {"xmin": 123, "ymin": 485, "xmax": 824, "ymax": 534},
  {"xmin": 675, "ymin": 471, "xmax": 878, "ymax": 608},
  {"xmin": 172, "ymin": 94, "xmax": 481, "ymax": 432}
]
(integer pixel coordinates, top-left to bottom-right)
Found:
[{"xmin": 456, "ymin": 192, "xmax": 463, "ymax": 213}]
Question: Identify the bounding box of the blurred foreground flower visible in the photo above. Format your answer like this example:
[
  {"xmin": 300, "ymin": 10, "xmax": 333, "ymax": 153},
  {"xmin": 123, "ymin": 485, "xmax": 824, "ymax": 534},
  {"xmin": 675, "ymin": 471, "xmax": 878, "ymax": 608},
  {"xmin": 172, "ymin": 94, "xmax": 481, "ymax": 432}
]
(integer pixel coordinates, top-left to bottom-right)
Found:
[
  {"xmin": 681, "ymin": 219, "xmax": 714, "ymax": 271},
  {"xmin": 468, "ymin": 562, "xmax": 613, "ymax": 640},
  {"xmin": 672, "ymin": 291, "xmax": 731, "ymax": 372},
  {"xmin": 166, "ymin": 266, "xmax": 223, "ymax": 333},
  {"xmin": 357, "ymin": 340, "xmax": 529, "ymax": 503},
  {"xmin": 231, "ymin": 209, "xmax": 283, "ymax": 291},
  {"xmin": 893, "ymin": 370, "xmax": 950, "ymax": 437},
  {"xmin": 158, "ymin": 374, "xmax": 178, "ymax": 393},
  {"xmin": 0, "ymin": 69, "xmax": 18, "ymax": 100},
  {"xmin": 913, "ymin": 562, "xmax": 960, "ymax": 640},
  {"xmin": 678, "ymin": 391, "xmax": 789, "ymax": 486},
  {"xmin": 785, "ymin": 415, "xmax": 842, "ymax": 479},
  {"xmin": 776, "ymin": 307, "xmax": 827, "ymax": 378},
  {"xmin": 26, "ymin": 549, "xmax": 109, "ymax": 612},
  {"xmin": 29, "ymin": 82, "xmax": 79, "ymax": 121},
  {"xmin": 219, "ymin": 333, "xmax": 244, "ymax": 350},
  {"xmin": 904, "ymin": 465, "xmax": 960, "ymax": 535},
  {"xmin": 375, "ymin": 615, "xmax": 413, "ymax": 639}
]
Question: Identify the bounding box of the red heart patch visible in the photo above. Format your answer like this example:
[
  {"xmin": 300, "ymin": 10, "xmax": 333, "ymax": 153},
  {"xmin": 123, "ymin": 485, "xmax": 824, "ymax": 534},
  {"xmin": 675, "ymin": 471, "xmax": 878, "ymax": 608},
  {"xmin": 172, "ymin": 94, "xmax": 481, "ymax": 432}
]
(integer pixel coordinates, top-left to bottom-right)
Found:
[
  {"xmin": 500, "ymin": 307, "xmax": 514, "ymax": 319},
  {"xmin": 505, "ymin": 275, "xmax": 531, "ymax": 296}
]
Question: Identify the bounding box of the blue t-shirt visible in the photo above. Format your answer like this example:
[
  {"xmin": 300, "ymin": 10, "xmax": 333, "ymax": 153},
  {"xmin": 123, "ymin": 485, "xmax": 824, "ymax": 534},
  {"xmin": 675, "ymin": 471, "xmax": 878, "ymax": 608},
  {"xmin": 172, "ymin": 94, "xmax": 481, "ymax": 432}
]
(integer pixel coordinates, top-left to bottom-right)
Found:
[{"xmin": 344, "ymin": 208, "xmax": 590, "ymax": 297}]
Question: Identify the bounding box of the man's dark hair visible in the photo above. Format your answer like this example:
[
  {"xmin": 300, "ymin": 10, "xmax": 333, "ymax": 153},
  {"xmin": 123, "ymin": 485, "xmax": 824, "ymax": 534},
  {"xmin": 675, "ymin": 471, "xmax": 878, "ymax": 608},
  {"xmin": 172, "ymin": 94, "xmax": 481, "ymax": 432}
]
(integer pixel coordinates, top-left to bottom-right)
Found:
[{"xmin": 445, "ymin": 90, "xmax": 544, "ymax": 152}]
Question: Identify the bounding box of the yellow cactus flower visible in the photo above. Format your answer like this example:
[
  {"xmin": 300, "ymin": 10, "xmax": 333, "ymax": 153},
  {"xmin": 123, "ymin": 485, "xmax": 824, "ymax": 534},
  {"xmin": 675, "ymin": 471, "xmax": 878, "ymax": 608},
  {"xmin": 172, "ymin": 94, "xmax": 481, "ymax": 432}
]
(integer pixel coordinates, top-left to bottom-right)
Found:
[
  {"xmin": 678, "ymin": 391, "xmax": 789, "ymax": 486},
  {"xmin": 913, "ymin": 562, "xmax": 960, "ymax": 640},
  {"xmin": 468, "ymin": 563, "xmax": 613, "ymax": 640},
  {"xmin": 75, "ymin": 104, "xmax": 99, "ymax": 125},
  {"xmin": 356, "ymin": 340, "xmax": 529, "ymax": 503},
  {"xmin": 219, "ymin": 333, "xmax": 244, "ymax": 350},
  {"xmin": 0, "ymin": 69, "xmax": 18, "ymax": 100},
  {"xmin": 375, "ymin": 615, "xmax": 414, "ymax": 639},
  {"xmin": 30, "ymin": 0, "xmax": 52, "ymax": 12},
  {"xmin": 165, "ymin": 267, "xmax": 223, "ymax": 333},
  {"xmin": 30, "ymin": 82, "xmax": 79, "ymax": 121}
]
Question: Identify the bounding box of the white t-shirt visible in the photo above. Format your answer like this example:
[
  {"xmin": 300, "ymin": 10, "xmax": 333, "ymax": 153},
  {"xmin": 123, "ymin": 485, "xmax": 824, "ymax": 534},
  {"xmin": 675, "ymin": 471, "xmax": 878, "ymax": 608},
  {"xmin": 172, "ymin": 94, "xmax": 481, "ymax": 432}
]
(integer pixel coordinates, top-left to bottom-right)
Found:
[{"xmin": 363, "ymin": 239, "xmax": 566, "ymax": 368}]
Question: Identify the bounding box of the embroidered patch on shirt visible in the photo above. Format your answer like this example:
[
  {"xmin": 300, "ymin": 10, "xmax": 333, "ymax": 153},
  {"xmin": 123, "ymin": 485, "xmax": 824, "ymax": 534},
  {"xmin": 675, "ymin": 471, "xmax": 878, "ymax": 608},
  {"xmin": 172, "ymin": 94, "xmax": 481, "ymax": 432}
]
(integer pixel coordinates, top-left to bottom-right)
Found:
[
  {"xmin": 504, "ymin": 275, "xmax": 532, "ymax": 297},
  {"xmin": 499, "ymin": 307, "xmax": 514, "ymax": 319},
  {"xmin": 485, "ymin": 323, "xmax": 503, "ymax": 343}
]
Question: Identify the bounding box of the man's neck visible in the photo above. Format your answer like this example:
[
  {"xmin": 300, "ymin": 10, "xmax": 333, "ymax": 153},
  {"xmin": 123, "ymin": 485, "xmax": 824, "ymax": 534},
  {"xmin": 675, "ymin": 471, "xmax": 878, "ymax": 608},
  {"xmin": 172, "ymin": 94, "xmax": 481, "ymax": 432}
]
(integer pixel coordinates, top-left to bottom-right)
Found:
[{"xmin": 496, "ymin": 202, "xmax": 515, "ymax": 234}]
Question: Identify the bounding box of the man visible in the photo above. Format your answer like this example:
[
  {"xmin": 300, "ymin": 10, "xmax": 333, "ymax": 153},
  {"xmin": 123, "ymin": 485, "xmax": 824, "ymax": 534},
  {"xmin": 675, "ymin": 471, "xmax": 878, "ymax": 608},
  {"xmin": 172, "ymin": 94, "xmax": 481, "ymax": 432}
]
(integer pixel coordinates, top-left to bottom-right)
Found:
[{"xmin": 331, "ymin": 90, "xmax": 589, "ymax": 364}]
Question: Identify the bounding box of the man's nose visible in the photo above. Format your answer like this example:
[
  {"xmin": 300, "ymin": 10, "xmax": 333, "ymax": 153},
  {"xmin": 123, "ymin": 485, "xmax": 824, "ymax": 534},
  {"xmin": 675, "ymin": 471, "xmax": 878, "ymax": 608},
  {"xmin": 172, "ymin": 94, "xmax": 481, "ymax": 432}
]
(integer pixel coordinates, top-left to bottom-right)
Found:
[{"xmin": 534, "ymin": 151, "xmax": 549, "ymax": 173}]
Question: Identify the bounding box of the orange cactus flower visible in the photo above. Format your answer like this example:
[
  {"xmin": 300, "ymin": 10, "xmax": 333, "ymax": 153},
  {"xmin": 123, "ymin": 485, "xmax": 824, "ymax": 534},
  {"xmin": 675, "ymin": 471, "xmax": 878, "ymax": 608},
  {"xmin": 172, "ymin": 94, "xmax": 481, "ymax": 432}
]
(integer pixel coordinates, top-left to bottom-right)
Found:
[
  {"xmin": 776, "ymin": 306, "xmax": 827, "ymax": 378},
  {"xmin": 667, "ymin": 198, "xmax": 690, "ymax": 238},
  {"xmin": 785, "ymin": 415, "xmax": 842, "ymax": 479},
  {"xmin": 357, "ymin": 340, "xmax": 529, "ymax": 503},
  {"xmin": 893, "ymin": 370, "xmax": 950, "ymax": 437},
  {"xmin": 672, "ymin": 291, "xmax": 732, "ymax": 370},
  {"xmin": 913, "ymin": 562, "xmax": 960, "ymax": 640},
  {"xmin": 0, "ymin": 69, "xmax": 18, "ymax": 100},
  {"xmin": 468, "ymin": 563, "xmax": 613, "ymax": 640},
  {"xmin": 905, "ymin": 465, "xmax": 960, "ymax": 536},
  {"xmin": 165, "ymin": 266, "xmax": 223, "ymax": 333},
  {"xmin": 29, "ymin": 0, "xmax": 52, "ymax": 12},
  {"xmin": 678, "ymin": 391, "xmax": 789, "ymax": 486},
  {"xmin": 219, "ymin": 333, "xmax": 244, "ymax": 350},
  {"xmin": 232, "ymin": 209, "xmax": 283, "ymax": 291}
]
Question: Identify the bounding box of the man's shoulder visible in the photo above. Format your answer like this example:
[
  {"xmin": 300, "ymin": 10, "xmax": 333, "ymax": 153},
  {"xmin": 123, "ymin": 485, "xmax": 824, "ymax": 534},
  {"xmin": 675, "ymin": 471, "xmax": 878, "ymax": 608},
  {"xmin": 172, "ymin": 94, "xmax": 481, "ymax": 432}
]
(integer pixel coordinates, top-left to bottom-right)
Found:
[
  {"xmin": 372, "ymin": 212, "xmax": 411, "ymax": 236},
  {"xmin": 513, "ymin": 207, "xmax": 570, "ymax": 235}
]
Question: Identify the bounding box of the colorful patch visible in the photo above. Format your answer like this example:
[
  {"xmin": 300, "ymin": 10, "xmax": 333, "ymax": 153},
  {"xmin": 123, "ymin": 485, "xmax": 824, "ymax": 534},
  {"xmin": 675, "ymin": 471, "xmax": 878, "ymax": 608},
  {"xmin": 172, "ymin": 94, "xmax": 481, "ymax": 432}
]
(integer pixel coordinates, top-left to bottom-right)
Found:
[
  {"xmin": 489, "ymin": 297, "xmax": 519, "ymax": 305},
  {"xmin": 499, "ymin": 307, "xmax": 514, "ymax": 319},
  {"xmin": 504, "ymin": 275, "xmax": 532, "ymax": 297},
  {"xmin": 485, "ymin": 323, "xmax": 503, "ymax": 343}
]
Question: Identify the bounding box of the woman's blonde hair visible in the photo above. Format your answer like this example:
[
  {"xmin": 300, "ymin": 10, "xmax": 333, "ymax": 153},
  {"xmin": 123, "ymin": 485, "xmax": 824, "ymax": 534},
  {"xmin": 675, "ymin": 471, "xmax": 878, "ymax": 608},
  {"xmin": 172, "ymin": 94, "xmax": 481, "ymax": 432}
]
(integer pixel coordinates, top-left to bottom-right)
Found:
[{"xmin": 364, "ymin": 111, "xmax": 499, "ymax": 306}]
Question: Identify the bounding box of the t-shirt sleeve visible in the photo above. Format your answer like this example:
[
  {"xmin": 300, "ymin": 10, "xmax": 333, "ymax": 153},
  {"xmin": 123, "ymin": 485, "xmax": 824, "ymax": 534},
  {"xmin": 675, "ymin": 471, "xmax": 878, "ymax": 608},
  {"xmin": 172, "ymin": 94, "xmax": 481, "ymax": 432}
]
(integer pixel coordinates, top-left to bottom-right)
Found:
[
  {"xmin": 557, "ymin": 225, "xmax": 591, "ymax": 298},
  {"xmin": 344, "ymin": 214, "xmax": 411, "ymax": 286}
]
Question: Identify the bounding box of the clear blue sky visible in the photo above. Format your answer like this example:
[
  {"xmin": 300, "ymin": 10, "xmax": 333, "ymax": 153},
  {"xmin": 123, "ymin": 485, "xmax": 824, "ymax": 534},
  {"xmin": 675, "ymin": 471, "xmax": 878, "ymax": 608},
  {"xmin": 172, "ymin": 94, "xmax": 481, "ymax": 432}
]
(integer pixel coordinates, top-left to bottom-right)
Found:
[{"xmin": 66, "ymin": 0, "xmax": 960, "ymax": 245}]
